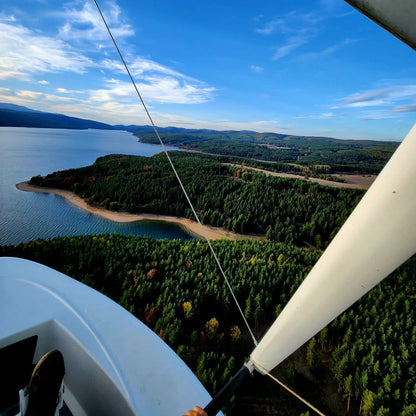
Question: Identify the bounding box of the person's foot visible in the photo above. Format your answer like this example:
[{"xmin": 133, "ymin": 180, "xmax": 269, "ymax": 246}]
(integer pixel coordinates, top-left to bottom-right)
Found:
[{"xmin": 23, "ymin": 350, "xmax": 65, "ymax": 416}]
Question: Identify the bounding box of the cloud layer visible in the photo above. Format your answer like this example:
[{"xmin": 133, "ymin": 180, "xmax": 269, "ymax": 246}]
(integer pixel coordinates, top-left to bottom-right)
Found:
[
  {"xmin": 255, "ymin": 8, "xmax": 356, "ymax": 62},
  {"xmin": 0, "ymin": 1, "xmax": 214, "ymax": 106},
  {"xmin": 256, "ymin": 11, "xmax": 322, "ymax": 61},
  {"xmin": 0, "ymin": 22, "xmax": 93, "ymax": 80},
  {"xmin": 58, "ymin": 2, "xmax": 134, "ymax": 42},
  {"xmin": 335, "ymin": 85, "xmax": 416, "ymax": 110}
]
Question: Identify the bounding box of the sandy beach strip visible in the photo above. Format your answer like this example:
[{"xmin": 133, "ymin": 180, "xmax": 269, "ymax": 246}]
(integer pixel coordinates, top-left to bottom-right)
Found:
[{"xmin": 16, "ymin": 181, "xmax": 256, "ymax": 240}]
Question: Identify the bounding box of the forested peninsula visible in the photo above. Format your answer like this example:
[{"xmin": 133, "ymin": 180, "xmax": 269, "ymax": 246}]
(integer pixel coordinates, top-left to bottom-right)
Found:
[
  {"xmin": 2, "ymin": 236, "xmax": 415, "ymax": 415},
  {"xmin": 29, "ymin": 152, "xmax": 365, "ymax": 249}
]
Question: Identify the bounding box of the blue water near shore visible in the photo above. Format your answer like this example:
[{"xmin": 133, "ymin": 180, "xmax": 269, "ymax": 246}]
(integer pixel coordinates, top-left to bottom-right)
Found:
[{"xmin": 0, "ymin": 127, "xmax": 194, "ymax": 245}]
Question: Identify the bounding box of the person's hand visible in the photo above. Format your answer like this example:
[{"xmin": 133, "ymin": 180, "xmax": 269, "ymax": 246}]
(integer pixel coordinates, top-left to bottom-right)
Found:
[{"xmin": 183, "ymin": 405, "xmax": 207, "ymax": 416}]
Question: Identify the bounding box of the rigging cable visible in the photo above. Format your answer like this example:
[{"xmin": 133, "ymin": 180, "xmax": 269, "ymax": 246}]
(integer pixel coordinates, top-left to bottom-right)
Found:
[
  {"xmin": 255, "ymin": 363, "xmax": 326, "ymax": 416},
  {"xmin": 92, "ymin": 0, "xmax": 257, "ymax": 347},
  {"xmin": 93, "ymin": 3, "xmax": 325, "ymax": 415}
]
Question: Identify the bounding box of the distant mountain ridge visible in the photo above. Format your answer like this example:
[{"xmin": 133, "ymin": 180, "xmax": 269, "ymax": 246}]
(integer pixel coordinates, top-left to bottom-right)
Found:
[
  {"xmin": 0, "ymin": 104, "xmax": 125, "ymax": 130},
  {"xmin": 0, "ymin": 103, "xmax": 44, "ymax": 113},
  {"xmin": 0, "ymin": 102, "xmax": 399, "ymax": 147},
  {"xmin": 0, "ymin": 103, "xmax": 193, "ymax": 133}
]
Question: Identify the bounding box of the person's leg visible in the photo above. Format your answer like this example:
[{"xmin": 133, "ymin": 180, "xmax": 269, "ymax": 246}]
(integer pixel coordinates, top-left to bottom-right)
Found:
[{"xmin": 17, "ymin": 350, "xmax": 65, "ymax": 416}]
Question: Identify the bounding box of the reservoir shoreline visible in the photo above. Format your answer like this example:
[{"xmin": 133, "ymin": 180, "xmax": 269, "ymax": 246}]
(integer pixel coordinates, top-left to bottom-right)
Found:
[{"xmin": 16, "ymin": 181, "xmax": 258, "ymax": 241}]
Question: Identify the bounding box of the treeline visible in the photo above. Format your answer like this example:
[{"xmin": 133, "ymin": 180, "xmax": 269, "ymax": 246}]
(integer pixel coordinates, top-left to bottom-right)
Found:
[
  {"xmin": 135, "ymin": 128, "xmax": 398, "ymax": 174},
  {"xmin": 30, "ymin": 152, "xmax": 364, "ymax": 248},
  {"xmin": 1, "ymin": 236, "xmax": 415, "ymax": 415}
]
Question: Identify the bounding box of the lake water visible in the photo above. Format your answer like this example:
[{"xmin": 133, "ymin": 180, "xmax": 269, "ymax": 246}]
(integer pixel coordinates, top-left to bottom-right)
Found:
[{"xmin": 0, "ymin": 127, "xmax": 194, "ymax": 245}]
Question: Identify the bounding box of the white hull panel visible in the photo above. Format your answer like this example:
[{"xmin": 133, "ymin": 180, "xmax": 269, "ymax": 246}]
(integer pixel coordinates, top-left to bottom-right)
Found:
[{"xmin": 0, "ymin": 257, "xmax": 217, "ymax": 415}]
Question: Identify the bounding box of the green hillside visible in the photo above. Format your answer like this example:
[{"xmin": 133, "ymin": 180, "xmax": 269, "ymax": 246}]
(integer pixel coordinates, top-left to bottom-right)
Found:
[{"xmin": 136, "ymin": 128, "xmax": 399, "ymax": 174}]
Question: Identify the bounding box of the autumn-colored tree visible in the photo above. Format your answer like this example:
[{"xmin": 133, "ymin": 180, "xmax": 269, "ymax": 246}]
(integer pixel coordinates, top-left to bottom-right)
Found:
[
  {"xmin": 145, "ymin": 306, "xmax": 158, "ymax": 325},
  {"xmin": 182, "ymin": 301, "xmax": 193, "ymax": 319},
  {"xmin": 147, "ymin": 268, "xmax": 161, "ymax": 282},
  {"xmin": 206, "ymin": 318, "xmax": 219, "ymax": 339},
  {"xmin": 230, "ymin": 326, "xmax": 241, "ymax": 342}
]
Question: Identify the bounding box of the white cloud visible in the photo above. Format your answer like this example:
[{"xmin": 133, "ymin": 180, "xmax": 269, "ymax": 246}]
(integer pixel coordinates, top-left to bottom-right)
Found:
[
  {"xmin": 320, "ymin": 112, "xmax": 336, "ymax": 118},
  {"xmin": 103, "ymin": 57, "xmax": 199, "ymax": 83},
  {"xmin": 16, "ymin": 90, "xmax": 44, "ymax": 100},
  {"xmin": 0, "ymin": 22, "xmax": 93, "ymax": 80},
  {"xmin": 0, "ymin": 17, "xmax": 214, "ymax": 105},
  {"xmin": 56, "ymin": 87, "xmax": 83, "ymax": 94},
  {"xmin": 152, "ymin": 112, "xmax": 282, "ymax": 132},
  {"xmin": 391, "ymin": 104, "xmax": 416, "ymax": 113},
  {"xmin": 250, "ymin": 65, "xmax": 264, "ymax": 73},
  {"xmin": 0, "ymin": 14, "xmax": 16, "ymax": 22},
  {"xmin": 0, "ymin": 2, "xmax": 133, "ymax": 81},
  {"xmin": 45, "ymin": 94, "xmax": 79, "ymax": 104},
  {"xmin": 58, "ymin": 1, "xmax": 133, "ymax": 43},
  {"xmin": 296, "ymin": 38, "xmax": 356, "ymax": 61},
  {"xmin": 358, "ymin": 110, "xmax": 399, "ymax": 121},
  {"xmin": 97, "ymin": 57, "xmax": 215, "ymax": 104},
  {"xmin": 296, "ymin": 112, "xmax": 336, "ymax": 119},
  {"xmin": 256, "ymin": 9, "xmax": 355, "ymax": 62},
  {"xmin": 255, "ymin": 17, "xmax": 285, "ymax": 36},
  {"xmin": 256, "ymin": 11, "xmax": 322, "ymax": 37},
  {"xmin": 90, "ymin": 75, "xmax": 214, "ymax": 105},
  {"xmin": 388, "ymin": 85, "xmax": 416, "ymax": 99},
  {"xmin": 334, "ymin": 85, "xmax": 416, "ymax": 109},
  {"xmin": 256, "ymin": 11, "xmax": 321, "ymax": 61},
  {"xmin": 342, "ymin": 88, "xmax": 393, "ymax": 107},
  {"xmin": 273, "ymin": 35, "xmax": 309, "ymax": 60},
  {"xmin": 0, "ymin": 88, "xmax": 12, "ymax": 99},
  {"xmin": 38, "ymin": 80, "xmax": 49, "ymax": 85}
]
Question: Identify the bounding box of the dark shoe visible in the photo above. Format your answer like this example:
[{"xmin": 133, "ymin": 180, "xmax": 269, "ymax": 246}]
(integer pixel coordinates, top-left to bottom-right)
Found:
[{"xmin": 24, "ymin": 350, "xmax": 65, "ymax": 416}]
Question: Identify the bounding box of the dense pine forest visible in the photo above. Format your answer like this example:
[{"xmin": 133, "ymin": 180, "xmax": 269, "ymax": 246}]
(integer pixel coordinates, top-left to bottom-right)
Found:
[
  {"xmin": 30, "ymin": 152, "xmax": 364, "ymax": 248},
  {"xmin": 1, "ymin": 236, "xmax": 415, "ymax": 415},
  {"xmin": 134, "ymin": 128, "xmax": 398, "ymax": 175}
]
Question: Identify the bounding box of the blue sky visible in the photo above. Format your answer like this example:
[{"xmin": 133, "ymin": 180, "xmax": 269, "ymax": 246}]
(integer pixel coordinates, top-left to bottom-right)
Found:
[{"xmin": 0, "ymin": 0, "xmax": 415, "ymax": 141}]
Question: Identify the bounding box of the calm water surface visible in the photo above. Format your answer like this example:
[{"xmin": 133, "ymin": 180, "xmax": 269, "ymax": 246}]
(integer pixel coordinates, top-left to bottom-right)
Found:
[{"xmin": 0, "ymin": 127, "xmax": 194, "ymax": 245}]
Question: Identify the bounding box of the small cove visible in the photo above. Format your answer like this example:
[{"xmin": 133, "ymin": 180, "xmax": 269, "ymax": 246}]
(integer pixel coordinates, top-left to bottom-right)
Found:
[{"xmin": 0, "ymin": 127, "xmax": 194, "ymax": 245}]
